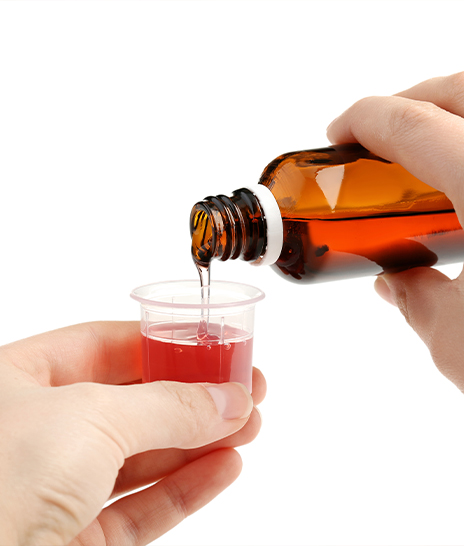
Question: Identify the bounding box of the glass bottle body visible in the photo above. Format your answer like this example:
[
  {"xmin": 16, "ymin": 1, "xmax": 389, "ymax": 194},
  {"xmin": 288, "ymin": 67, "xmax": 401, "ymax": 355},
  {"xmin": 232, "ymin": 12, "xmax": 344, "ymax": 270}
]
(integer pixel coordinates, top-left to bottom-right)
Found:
[{"xmin": 191, "ymin": 143, "xmax": 464, "ymax": 284}]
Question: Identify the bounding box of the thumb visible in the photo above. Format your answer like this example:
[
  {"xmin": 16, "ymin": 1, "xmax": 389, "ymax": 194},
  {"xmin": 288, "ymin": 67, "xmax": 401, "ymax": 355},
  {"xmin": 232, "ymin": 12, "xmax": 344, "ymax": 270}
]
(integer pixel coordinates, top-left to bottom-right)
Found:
[
  {"xmin": 89, "ymin": 380, "xmax": 254, "ymax": 458},
  {"xmin": 374, "ymin": 267, "xmax": 464, "ymax": 391}
]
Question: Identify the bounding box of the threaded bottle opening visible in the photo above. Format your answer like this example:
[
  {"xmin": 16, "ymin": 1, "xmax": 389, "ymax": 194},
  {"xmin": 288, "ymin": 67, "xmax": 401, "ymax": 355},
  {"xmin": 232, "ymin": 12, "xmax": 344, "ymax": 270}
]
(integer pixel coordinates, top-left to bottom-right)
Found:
[
  {"xmin": 190, "ymin": 203, "xmax": 216, "ymax": 267},
  {"xmin": 190, "ymin": 188, "xmax": 267, "ymax": 268}
]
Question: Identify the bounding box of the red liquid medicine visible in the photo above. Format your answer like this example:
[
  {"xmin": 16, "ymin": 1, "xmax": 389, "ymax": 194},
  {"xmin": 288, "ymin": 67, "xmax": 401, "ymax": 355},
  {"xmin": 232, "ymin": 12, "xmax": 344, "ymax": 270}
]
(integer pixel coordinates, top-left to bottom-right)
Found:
[{"xmin": 141, "ymin": 322, "xmax": 253, "ymax": 390}]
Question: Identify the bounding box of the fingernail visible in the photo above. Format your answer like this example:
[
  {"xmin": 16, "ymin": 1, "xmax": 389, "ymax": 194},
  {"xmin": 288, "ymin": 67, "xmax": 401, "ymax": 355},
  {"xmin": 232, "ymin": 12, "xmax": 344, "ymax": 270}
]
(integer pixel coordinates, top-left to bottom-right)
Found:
[
  {"xmin": 374, "ymin": 276, "xmax": 397, "ymax": 306},
  {"xmin": 204, "ymin": 383, "xmax": 253, "ymax": 420}
]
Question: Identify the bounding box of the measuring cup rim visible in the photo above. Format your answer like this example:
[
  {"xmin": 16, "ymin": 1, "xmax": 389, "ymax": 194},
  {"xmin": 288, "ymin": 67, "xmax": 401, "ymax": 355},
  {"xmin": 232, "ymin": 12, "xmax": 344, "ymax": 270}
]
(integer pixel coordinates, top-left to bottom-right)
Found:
[{"xmin": 130, "ymin": 279, "xmax": 265, "ymax": 309}]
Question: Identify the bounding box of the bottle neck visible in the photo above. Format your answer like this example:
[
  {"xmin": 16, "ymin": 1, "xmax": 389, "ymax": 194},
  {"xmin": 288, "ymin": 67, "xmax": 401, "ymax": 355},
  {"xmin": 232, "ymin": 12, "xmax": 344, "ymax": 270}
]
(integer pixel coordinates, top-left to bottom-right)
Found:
[
  {"xmin": 190, "ymin": 185, "xmax": 283, "ymax": 268},
  {"xmin": 190, "ymin": 188, "xmax": 266, "ymax": 267}
]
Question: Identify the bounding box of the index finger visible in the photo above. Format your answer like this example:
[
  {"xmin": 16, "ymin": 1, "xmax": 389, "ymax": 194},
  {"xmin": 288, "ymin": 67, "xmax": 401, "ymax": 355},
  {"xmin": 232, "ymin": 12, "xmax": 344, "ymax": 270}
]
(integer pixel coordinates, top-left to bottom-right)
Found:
[
  {"xmin": 326, "ymin": 82, "xmax": 464, "ymax": 216},
  {"xmin": 0, "ymin": 321, "xmax": 143, "ymax": 386}
]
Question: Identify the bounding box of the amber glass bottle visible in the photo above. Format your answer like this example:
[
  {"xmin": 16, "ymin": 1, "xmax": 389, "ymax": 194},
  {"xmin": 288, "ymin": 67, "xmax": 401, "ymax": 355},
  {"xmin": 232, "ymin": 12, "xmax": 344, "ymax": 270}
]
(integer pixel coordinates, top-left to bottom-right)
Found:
[{"xmin": 190, "ymin": 143, "xmax": 464, "ymax": 284}]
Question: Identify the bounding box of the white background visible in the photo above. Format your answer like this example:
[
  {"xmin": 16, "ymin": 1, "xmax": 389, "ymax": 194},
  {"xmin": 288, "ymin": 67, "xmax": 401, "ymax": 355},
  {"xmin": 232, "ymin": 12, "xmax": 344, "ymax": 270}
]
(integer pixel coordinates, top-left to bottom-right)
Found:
[{"xmin": 1, "ymin": 1, "xmax": 464, "ymax": 545}]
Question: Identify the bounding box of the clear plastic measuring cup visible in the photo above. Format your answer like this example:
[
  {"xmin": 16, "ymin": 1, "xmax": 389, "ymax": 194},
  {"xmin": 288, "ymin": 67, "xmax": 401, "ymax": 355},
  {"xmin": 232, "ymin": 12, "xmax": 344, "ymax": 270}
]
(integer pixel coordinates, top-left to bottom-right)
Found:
[{"xmin": 130, "ymin": 280, "xmax": 265, "ymax": 391}]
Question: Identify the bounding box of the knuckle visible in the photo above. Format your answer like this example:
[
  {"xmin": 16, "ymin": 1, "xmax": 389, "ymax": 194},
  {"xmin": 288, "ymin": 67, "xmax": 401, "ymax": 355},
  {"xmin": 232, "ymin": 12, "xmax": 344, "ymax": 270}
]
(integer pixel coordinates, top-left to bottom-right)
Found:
[
  {"xmin": 65, "ymin": 383, "xmax": 129, "ymax": 461},
  {"xmin": 389, "ymin": 100, "xmax": 440, "ymax": 141},
  {"xmin": 157, "ymin": 382, "xmax": 211, "ymax": 444},
  {"xmin": 110, "ymin": 505, "xmax": 142, "ymax": 545},
  {"xmin": 68, "ymin": 382, "xmax": 110, "ymax": 412},
  {"xmin": 28, "ymin": 477, "xmax": 86, "ymax": 545},
  {"xmin": 160, "ymin": 478, "xmax": 189, "ymax": 521}
]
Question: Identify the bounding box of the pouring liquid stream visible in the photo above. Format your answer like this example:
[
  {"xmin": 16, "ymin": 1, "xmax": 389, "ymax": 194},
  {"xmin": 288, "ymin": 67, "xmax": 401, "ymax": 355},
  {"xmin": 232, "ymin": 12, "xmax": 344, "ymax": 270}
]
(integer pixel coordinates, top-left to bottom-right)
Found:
[
  {"xmin": 190, "ymin": 205, "xmax": 215, "ymax": 340},
  {"xmin": 196, "ymin": 263, "xmax": 211, "ymax": 341}
]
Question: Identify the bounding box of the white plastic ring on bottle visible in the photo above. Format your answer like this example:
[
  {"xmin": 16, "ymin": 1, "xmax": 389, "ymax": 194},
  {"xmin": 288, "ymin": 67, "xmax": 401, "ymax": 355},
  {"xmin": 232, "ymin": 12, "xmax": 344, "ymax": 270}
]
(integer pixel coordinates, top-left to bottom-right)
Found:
[{"xmin": 242, "ymin": 184, "xmax": 283, "ymax": 267}]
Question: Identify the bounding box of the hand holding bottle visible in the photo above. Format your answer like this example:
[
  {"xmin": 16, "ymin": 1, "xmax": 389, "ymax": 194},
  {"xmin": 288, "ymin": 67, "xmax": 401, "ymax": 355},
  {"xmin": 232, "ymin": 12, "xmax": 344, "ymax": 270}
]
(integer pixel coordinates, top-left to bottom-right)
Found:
[
  {"xmin": 327, "ymin": 72, "xmax": 464, "ymax": 392},
  {"xmin": 0, "ymin": 321, "xmax": 265, "ymax": 546}
]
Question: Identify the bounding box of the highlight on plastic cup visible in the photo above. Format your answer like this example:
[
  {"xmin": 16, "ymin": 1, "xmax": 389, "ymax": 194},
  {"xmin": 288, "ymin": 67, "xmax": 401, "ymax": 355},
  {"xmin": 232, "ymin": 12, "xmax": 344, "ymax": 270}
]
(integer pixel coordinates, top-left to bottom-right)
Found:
[{"xmin": 130, "ymin": 280, "xmax": 265, "ymax": 391}]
